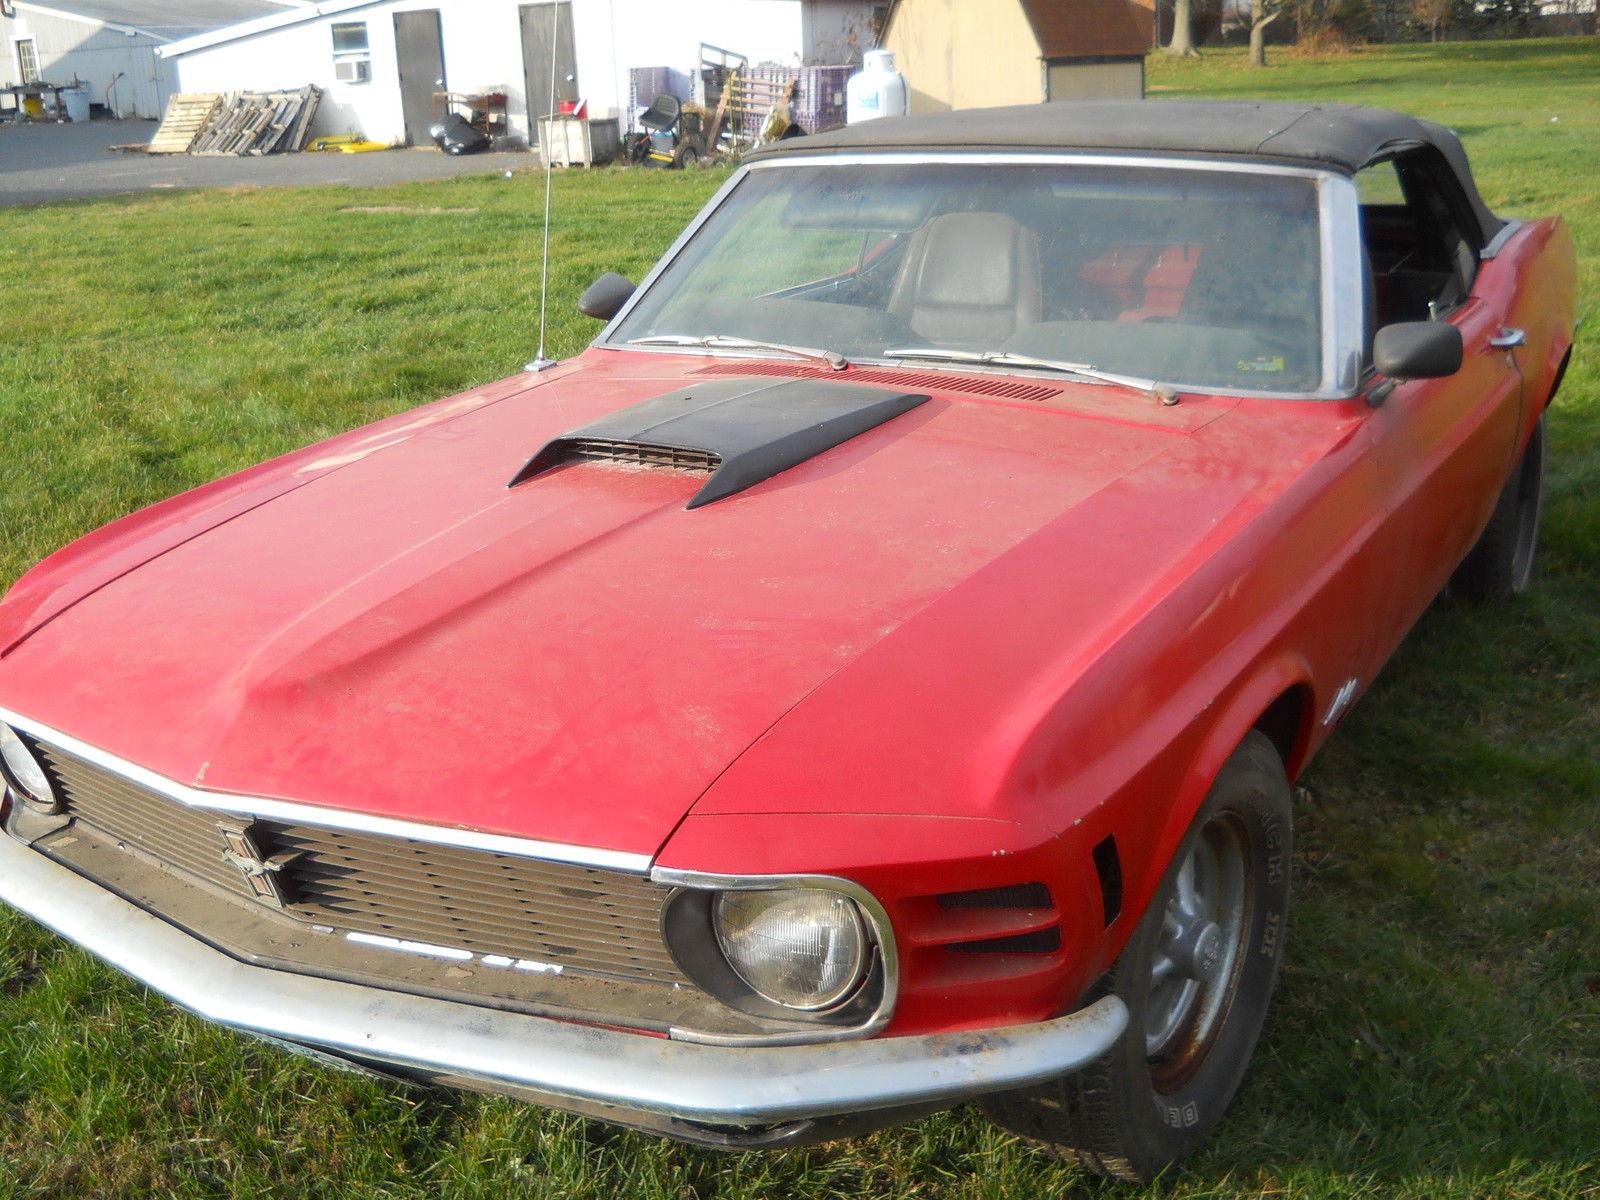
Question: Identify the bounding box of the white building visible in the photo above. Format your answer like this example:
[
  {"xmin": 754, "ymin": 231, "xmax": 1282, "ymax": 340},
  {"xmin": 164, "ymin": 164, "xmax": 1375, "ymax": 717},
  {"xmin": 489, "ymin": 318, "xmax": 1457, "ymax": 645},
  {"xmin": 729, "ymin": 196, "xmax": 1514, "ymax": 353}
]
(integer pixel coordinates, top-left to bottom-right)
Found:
[
  {"xmin": 1, "ymin": 1, "xmax": 293, "ymax": 119},
  {"xmin": 156, "ymin": 0, "xmax": 845, "ymax": 150}
]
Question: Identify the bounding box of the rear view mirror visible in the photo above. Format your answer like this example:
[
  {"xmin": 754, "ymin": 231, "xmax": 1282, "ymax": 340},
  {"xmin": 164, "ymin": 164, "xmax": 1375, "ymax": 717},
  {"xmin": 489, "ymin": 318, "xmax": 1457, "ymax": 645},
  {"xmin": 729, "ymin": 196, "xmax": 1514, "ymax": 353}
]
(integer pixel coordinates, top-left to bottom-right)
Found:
[
  {"xmin": 578, "ymin": 272, "xmax": 635, "ymax": 321},
  {"xmin": 1373, "ymin": 321, "xmax": 1464, "ymax": 381}
]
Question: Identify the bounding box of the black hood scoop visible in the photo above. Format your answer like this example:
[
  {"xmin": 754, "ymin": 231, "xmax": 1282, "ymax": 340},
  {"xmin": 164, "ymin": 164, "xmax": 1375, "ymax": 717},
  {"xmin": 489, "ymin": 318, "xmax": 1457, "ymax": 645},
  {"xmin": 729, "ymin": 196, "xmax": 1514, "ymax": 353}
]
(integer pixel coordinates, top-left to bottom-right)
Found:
[{"xmin": 508, "ymin": 377, "xmax": 930, "ymax": 509}]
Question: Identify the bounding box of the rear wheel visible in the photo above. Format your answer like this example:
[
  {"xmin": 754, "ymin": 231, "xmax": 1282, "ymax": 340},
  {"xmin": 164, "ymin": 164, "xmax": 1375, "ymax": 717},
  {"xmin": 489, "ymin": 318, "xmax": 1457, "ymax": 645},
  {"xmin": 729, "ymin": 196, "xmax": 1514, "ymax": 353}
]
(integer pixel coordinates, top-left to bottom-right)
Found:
[
  {"xmin": 981, "ymin": 732, "xmax": 1292, "ymax": 1182},
  {"xmin": 1451, "ymin": 415, "xmax": 1545, "ymax": 602}
]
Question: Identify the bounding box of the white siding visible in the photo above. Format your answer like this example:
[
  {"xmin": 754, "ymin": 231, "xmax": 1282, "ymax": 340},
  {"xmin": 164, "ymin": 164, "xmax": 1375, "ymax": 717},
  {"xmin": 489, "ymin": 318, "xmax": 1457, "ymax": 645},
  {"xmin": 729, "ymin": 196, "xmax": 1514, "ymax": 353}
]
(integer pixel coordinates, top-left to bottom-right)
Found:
[
  {"xmin": 3, "ymin": 6, "xmax": 173, "ymax": 117},
  {"xmin": 167, "ymin": 0, "xmax": 803, "ymax": 148}
]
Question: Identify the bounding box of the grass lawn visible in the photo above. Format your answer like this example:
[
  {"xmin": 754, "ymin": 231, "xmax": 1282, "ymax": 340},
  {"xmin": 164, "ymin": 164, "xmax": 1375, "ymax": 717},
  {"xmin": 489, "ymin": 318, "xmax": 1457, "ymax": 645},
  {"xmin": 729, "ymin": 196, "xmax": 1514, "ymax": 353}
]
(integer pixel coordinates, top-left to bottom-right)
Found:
[{"xmin": 0, "ymin": 35, "xmax": 1596, "ymax": 1200}]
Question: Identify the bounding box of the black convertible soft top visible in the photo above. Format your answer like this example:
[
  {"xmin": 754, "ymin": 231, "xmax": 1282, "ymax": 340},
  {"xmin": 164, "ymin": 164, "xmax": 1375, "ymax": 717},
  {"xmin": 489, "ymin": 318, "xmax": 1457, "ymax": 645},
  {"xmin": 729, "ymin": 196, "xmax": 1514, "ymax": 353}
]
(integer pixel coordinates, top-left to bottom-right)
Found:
[{"xmin": 749, "ymin": 100, "xmax": 1503, "ymax": 243}]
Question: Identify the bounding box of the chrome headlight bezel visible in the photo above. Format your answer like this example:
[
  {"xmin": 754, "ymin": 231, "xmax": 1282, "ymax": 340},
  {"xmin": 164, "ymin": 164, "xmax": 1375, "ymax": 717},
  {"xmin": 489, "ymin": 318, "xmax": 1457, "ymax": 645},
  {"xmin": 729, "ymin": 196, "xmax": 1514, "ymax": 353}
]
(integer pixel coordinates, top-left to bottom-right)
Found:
[
  {"xmin": 0, "ymin": 723, "xmax": 58, "ymax": 814},
  {"xmin": 657, "ymin": 870, "xmax": 897, "ymax": 1041}
]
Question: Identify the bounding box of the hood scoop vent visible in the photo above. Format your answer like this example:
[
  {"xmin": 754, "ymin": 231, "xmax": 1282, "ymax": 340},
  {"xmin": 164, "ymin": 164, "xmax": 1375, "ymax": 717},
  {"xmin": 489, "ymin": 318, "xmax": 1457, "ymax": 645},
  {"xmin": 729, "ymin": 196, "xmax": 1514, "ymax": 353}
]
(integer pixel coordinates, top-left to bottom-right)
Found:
[
  {"xmin": 559, "ymin": 438, "xmax": 719, "ymax": 474},
  {"xmin": 508, "ymin": 377, "xmax": 929, "ymax": 509}
]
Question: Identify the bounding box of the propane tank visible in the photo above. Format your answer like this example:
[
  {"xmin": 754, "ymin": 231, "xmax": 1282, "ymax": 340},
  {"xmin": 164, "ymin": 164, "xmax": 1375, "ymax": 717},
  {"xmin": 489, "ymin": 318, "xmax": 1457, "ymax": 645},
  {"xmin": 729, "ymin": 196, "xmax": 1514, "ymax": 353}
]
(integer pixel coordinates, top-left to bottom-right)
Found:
[{"xmin": 846, "ymin": 49, "xmax": 908, "ymax": 125}]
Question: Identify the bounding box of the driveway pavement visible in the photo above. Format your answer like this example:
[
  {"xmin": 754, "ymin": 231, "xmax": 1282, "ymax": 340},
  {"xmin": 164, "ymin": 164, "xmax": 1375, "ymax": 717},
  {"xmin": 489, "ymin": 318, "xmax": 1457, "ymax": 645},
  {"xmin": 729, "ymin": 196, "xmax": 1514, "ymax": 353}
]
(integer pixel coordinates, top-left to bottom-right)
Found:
[{"xmin": 0, "ymin": 119, "xmax": 538, "ymax": 206}]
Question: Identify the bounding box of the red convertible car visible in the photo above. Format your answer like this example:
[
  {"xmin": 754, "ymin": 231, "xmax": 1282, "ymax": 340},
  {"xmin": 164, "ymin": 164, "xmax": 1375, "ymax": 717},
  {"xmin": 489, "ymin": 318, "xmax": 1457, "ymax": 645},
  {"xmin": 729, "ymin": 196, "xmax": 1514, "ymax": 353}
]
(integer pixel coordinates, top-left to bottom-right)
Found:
[{"xmin": 0, "ymin": 102, "xmax": 1575, "ymax": 1180}]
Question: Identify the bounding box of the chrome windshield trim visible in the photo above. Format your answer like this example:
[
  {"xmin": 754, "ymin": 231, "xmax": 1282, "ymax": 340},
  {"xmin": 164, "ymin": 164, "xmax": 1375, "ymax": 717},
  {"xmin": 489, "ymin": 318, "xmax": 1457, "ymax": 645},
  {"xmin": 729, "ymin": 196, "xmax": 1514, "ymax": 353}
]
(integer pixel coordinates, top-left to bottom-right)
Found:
[
  {"xmin": 1321, "ymin": 172, "xmax": 1366, "ymax": 396},
  {"xmin": 0, "ymin": 707, "xmax": 652, "ymax": 873},
  {"xmin": 593, "ymin": 163, "xmax": 748, "ymax": 342},
  {"xmin": 595, "ymin": 150, "xmax": 1364, "ymax": 401},
  {"xmin": 0, "ymin": 833, "xmax": 1129, "ymax": 1128},
  {"xmin": 650, "ymin": 866, "xmax": 900, "ymax": 1047},
  {"xmin": 593, "ymin": 343, "xmax": 1349, "ymax": 404}
]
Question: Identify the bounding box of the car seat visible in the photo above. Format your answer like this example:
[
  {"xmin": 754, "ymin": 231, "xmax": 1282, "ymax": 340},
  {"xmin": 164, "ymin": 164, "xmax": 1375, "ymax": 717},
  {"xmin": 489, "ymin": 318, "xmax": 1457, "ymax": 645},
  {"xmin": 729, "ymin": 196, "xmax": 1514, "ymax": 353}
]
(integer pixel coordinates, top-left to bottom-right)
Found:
[{"xmin": 888, "ymin": 213, "xmax": 1042, "ymax": 345}]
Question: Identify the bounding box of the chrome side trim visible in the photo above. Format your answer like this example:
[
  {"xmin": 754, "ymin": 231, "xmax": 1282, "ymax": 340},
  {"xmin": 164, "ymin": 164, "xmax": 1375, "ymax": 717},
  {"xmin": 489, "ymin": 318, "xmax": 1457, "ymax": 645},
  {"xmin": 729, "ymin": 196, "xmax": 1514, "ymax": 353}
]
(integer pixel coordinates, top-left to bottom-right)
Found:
[
  {"xmin": 0, "ymin": 833, "xmax": 1129, "ymax": 1128},
  {"xmin": 0, "ymin": 707, "xmax": 652, "ymax": 874},
  {"xmin": 1321, "ymin": 677, "xmax": 1361, "ymax": 726},
  {"xmin": 595, "ymin": 151, "xmax": 1366, "ymax": 401},
  {"xmin": 650, "ymin": 867, "xmax": 900, "ymax": 1047}
]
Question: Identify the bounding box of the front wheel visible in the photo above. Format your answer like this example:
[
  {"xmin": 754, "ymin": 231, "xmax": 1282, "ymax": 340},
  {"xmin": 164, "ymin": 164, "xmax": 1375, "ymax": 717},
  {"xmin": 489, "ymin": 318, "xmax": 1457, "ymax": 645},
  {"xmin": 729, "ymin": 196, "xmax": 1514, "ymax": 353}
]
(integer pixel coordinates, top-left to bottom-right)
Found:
[{"xmin": 981, "ymin": 732, "xmax": 1293, "ymax": 1181}]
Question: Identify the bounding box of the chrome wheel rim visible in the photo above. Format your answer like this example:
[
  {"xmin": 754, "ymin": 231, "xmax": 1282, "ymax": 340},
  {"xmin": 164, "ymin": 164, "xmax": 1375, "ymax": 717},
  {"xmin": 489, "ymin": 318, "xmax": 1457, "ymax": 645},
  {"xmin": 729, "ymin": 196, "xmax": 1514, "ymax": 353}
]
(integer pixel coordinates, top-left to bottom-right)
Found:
[{"xmin": 1145, "ymin": 814, "xmax": 1251, "ymax": 1090}]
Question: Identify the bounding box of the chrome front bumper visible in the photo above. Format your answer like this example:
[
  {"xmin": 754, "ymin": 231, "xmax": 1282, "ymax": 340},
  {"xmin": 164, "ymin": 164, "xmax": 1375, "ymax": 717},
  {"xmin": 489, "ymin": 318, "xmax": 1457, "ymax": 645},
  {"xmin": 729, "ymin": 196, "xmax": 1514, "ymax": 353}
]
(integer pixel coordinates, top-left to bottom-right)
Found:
[{"xmin": 0, "ymin": 832, "xmax": 1127, "ymax": 1137}]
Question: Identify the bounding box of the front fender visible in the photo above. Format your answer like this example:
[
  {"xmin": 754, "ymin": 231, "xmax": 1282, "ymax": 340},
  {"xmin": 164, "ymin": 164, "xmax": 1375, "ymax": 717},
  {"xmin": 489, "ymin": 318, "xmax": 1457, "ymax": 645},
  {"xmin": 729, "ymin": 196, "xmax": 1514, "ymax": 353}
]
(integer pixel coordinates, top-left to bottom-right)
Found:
[{"xmin": 1131, "ymin": 656, "xmax": 1314, "ymax": 925}]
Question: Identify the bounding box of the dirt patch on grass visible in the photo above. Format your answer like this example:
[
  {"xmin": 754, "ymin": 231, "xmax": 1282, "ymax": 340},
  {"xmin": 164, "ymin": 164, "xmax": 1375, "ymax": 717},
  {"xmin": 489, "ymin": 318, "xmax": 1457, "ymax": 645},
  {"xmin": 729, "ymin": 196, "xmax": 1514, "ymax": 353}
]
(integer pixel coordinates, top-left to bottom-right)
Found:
[
  {"xmin": 339, "ymin": 205, "xmax": 480, "ymax": 215},
  {"xmin": 0, "ymin": 946, "xmax": 42, "ymax": 996}
]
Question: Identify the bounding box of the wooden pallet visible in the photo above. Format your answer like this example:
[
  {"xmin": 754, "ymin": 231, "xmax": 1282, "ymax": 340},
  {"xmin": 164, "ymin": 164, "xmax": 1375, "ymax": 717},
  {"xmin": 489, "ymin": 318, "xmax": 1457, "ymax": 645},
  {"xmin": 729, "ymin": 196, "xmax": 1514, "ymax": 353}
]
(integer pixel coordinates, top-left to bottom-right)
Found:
[
  {"xmin": 188, "ymin": 87, "xmax": 323, "ymax": 156},
  {"xmin": 147, "ymin": 93, "xmax": 220, "ymax": 154}
]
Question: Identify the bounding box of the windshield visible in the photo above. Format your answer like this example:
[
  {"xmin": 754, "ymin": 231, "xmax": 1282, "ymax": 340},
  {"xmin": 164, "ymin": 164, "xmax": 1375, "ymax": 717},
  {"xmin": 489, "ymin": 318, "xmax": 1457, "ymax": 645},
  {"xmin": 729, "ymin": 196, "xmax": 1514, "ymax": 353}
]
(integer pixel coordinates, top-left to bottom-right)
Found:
[{"xmin": 608, "ymin": 160, "xmax": 1326, "ymax": 394}]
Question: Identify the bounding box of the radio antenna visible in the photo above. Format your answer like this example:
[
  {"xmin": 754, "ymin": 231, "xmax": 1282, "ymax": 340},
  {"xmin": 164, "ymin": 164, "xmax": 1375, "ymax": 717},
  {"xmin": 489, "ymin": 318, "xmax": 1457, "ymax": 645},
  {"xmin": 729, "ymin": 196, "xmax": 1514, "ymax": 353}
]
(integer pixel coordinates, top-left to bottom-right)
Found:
[{"xmin": 525, "ymin": 1, "xmax": 563, "ymax": 373}]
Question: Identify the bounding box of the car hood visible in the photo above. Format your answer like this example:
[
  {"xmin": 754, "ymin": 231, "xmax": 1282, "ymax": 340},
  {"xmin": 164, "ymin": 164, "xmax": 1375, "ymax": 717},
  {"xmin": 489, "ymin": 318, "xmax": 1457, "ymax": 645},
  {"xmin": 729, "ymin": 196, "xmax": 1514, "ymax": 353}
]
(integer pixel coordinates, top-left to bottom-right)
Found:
[{"xmin": 0, "ymin": 353, "xmax": 1236, "ymax": 858}]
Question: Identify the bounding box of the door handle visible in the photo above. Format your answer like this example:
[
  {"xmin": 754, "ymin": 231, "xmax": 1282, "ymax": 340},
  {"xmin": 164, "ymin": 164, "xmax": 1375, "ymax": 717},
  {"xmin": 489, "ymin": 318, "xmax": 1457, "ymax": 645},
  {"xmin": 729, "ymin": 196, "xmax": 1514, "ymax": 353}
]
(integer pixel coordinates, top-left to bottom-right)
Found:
[{"xmin": 1489, "ymin": 328, "xmax": 1525, "ymax": 349}]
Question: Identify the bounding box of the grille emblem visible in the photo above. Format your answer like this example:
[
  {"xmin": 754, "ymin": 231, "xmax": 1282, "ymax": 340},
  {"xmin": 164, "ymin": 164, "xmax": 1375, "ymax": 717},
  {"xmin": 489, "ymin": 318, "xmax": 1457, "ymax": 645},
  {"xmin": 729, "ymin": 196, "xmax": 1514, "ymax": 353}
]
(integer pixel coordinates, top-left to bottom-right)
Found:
[{"xmin": 217, "ymin": 821, "xmax": 297, "ymax": 909}]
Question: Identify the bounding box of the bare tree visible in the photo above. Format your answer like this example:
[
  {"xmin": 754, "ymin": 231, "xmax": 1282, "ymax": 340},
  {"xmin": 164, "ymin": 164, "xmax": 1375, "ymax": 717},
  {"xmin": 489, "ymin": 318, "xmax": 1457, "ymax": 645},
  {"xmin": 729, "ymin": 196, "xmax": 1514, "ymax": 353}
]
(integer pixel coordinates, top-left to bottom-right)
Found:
[
  {"xmin": 1248, "ymin": 0, "xmax": 1285, "ymax": 65},
  {"xmin": 1411, "ymin": 0, "xmax": 1452, "ymax": 40},
  {"xmin": 1169, "ymin": 0, "xmax": 1200, "ymax": 56}
]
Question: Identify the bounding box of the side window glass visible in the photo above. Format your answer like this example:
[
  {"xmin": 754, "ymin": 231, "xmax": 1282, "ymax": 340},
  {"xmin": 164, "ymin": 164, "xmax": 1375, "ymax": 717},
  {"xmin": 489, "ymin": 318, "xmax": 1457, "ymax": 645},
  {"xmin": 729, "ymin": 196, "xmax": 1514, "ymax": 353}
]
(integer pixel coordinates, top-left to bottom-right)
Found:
[
  {"xmin": 1409, "ymin": 165, "xmax": 1476, "ymax": 301},
  {"xmin": 1356, "ymin": 161, "xmax": 1406, "ymax": 208},
  {"xmin": 1361, "ymin": 152, "xmax": 1476, "ymax": 328}
]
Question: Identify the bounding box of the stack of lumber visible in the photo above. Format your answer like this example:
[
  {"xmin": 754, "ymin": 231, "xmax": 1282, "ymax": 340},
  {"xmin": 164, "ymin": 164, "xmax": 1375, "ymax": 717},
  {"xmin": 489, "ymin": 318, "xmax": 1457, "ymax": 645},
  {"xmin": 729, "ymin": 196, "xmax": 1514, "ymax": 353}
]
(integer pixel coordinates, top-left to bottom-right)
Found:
[
  {"xmin": 189, "ymin": 87, "xmax": 322, "ymax": 155},
  {"xmin": 147, "ymin": 93, "xmax": 221, "ymax": 154}
]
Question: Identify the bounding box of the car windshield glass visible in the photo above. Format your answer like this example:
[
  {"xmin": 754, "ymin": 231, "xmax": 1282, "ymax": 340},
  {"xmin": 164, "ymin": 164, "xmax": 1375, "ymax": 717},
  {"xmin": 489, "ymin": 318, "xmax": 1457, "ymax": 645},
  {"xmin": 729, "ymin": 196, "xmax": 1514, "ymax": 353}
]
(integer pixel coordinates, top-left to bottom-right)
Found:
[{"xmin": 608, "ymin": 161, "xmax": 1325, "ymax": 393}]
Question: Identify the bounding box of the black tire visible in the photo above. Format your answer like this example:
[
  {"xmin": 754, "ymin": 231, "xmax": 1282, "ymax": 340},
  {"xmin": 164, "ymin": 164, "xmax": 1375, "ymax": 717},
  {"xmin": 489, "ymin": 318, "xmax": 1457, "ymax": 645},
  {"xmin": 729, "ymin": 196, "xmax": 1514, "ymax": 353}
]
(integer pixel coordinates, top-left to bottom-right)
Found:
[
  {"xmin": 981, "ymin": 732, "xmax": 1293, "ymax": 1182},
  {"xmin": 1451, "ymin": 415, "xmax": 1545, "ymax": 602},
  {"xmin": 673, "ymin": 144, "xmax": 700, "ymax": 169}
]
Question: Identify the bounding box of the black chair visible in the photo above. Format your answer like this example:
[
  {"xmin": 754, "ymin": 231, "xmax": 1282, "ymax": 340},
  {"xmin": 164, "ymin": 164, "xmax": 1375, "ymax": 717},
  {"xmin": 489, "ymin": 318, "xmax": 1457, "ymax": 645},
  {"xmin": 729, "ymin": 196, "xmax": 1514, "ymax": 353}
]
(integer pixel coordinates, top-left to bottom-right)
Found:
[{"xmin": 638, "ymin": 94, "xmax": 681, "ymax": 133}]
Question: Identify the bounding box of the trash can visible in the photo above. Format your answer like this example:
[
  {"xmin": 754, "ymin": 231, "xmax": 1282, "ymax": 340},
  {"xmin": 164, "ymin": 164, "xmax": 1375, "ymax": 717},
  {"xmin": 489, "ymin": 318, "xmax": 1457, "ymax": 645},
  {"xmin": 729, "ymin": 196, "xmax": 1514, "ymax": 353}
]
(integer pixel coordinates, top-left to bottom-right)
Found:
[{"xmin": 63, "ymin": 86, "xmax": 92, "ymax": 123}]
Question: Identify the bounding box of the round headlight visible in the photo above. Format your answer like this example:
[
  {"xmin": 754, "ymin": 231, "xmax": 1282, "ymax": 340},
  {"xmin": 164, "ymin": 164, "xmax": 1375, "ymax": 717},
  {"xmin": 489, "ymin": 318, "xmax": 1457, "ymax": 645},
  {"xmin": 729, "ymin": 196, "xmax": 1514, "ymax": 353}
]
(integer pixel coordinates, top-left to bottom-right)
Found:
[
  {"xmin": 0, "ymin": 725, "xmax": 55, "ymax": 811},
  {"xmin": 712, "ymin": 888, "xmax": 868, "ymax": 1011}
]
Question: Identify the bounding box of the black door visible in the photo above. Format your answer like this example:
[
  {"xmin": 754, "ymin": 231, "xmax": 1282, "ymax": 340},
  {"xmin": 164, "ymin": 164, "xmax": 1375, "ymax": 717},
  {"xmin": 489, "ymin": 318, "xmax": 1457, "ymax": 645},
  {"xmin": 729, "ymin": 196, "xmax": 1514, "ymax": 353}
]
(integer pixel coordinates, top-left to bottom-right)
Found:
[
  {"xmin": 520, "ymin": 2, "xmax": 578, "ymax": 150},
  {"xmin": 394, "ymin": 10, "xmax": 446, "ymax": 147}
]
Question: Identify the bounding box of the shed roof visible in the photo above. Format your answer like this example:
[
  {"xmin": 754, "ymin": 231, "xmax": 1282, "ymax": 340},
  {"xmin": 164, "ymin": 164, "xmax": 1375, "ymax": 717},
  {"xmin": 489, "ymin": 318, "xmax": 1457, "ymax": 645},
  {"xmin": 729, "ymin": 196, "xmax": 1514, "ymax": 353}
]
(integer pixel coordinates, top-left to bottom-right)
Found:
[
  {"xmin": 157, "ymin": 0, "xmax": 376, "ymax": 57},
  {"xmin": 748, "ymin": 99, "xmax": 1503, "ymax": 240},
  {"xmin": 1020, "ymin": 0, "xmax": 1154, "ymax": 60},
  {"xmin": 19, "ymin": 0, "xmax": 302, "ymax": 41},
  {"xmin": 881, "ymin": 0, "xmax": 1155, "ymax": 61}
]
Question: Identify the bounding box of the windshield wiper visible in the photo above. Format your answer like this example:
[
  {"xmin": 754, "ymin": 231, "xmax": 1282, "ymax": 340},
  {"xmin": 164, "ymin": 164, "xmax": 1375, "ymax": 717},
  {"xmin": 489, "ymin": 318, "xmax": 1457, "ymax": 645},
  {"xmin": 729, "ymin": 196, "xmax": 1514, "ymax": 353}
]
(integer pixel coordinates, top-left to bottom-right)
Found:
[
  {"xmin": 884, "ymin": 348, "xmax": 1177, "ymax": 404},
  {"xmin": 629, "ymin": 334, "xmax": 849, "ymax": 372}
]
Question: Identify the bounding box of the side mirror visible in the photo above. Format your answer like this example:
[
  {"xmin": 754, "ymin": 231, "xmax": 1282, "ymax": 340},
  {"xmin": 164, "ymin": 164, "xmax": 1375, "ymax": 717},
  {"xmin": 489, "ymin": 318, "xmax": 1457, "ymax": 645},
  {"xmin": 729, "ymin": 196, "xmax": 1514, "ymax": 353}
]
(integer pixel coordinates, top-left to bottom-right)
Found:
[
  {"xmin": 578, "ymin": 272, "xmax": 635, "ymax": 321},
  {"xmin": 1373, "ymin": 321, "xmax": 1464, "ymax": 381}
]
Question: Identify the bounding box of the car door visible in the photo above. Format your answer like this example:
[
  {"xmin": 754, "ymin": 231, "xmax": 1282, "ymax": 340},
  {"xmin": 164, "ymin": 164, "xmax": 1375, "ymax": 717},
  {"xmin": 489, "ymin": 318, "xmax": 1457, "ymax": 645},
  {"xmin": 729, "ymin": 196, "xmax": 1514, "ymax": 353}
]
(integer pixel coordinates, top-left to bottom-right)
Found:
[{"xmin": 1359, "ymin": 151, "xmax": 1523, "ymax": 653}]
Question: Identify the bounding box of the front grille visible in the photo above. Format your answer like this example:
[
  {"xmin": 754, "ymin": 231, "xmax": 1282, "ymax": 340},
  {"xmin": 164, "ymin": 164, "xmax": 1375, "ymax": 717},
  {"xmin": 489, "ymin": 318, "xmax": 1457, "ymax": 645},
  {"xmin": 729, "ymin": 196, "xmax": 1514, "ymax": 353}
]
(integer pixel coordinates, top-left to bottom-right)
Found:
[
  {"xmin": 937, "ymin": 882, "xmax": 1053, "ymax": 910},
  {"xmin": 276, "ymin": 825, "xmax": 682, "ymax": 983},
  {"xmin": 948, "ymin": 928, "xmax": 1062, "ymax": 955},
  {"xmin": 33, "ymin": 742, "xmax": 684, "ymax": 987}
]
